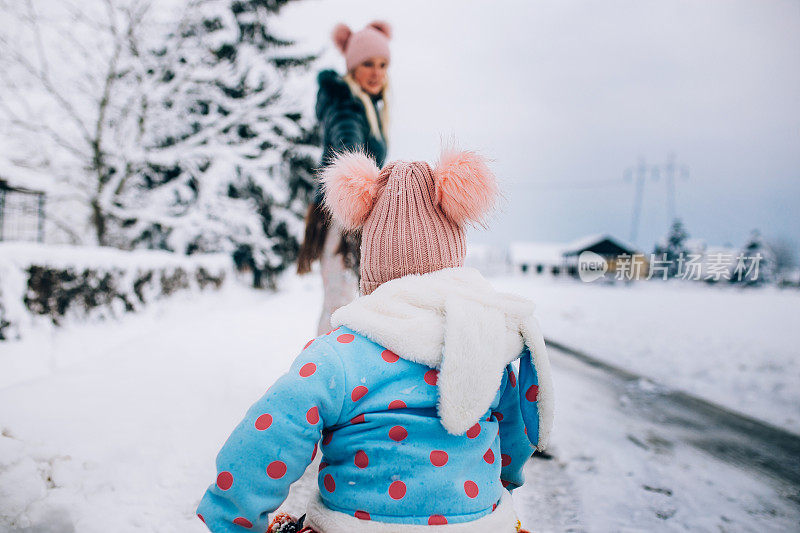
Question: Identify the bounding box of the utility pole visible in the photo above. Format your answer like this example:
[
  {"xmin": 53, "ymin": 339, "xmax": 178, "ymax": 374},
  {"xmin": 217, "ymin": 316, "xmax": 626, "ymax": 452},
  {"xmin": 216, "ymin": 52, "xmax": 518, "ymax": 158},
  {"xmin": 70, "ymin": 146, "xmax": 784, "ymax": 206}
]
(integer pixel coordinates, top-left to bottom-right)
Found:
[
  {"xmin": 660, "ymin": 152, "xmax": 689, "ymax": 226},
  {"xmin": 664, "ymin": 152, "xmax": 677, "ymax": 223},
  {"xmin": 627, "ymin": 157, "xmax": 648, "ymax": 245},
  {"xmin": 625, "ymin": 154, "xmax": 689, "ymax": 245}
]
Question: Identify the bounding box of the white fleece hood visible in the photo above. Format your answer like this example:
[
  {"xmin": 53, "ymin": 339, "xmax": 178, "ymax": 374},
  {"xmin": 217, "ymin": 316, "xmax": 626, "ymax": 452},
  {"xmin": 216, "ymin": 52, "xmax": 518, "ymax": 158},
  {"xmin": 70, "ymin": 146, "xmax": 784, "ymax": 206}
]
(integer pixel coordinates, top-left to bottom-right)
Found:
[{"xmin": 331, "ymin": 267, "xmax": 553, "ymax": 451}]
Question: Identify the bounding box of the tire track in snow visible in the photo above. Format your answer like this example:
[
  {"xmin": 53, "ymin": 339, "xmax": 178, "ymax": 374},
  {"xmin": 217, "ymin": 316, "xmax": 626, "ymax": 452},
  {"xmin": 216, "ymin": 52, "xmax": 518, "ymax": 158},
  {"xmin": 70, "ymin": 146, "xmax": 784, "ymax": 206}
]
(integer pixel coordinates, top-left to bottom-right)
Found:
[{"xmin": 545, "ymin": 337, "xmax": 800, "ymax": 491}]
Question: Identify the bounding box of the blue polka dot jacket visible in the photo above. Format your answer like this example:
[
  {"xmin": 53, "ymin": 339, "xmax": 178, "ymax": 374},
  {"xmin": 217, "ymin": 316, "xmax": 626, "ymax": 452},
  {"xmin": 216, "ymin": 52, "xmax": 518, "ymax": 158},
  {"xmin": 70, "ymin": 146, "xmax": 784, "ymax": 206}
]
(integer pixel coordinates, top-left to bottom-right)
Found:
[{"xmin": 197, "ymin": 267, "xmax": 554, "ymax": 532}]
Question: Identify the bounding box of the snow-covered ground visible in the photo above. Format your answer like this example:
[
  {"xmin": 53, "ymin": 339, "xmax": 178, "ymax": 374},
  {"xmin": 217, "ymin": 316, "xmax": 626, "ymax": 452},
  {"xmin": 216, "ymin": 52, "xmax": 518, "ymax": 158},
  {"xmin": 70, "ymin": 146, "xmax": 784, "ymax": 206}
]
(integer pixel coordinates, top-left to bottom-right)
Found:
[
  {"xmin": 493, "ymin": 274, "xmax": 800, "ymax": 435},
  {"xmin": 1, "ymin": 271, "xmax": 798, "ymax": 532},
  {"xmin": 522, "ymin": 352, "xmax": 799, "ymax": 532}
]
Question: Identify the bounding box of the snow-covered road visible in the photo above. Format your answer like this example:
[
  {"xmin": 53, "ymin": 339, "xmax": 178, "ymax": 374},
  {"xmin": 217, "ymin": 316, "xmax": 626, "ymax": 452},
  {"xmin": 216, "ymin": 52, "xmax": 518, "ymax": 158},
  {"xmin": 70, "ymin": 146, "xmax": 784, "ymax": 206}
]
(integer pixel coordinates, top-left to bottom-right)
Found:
[
  {"xmin": 1, "ymin": 275, "xmax": 798, "ymax": 532},
  {"xmin": 524, "ymin": 347, "xmax": 800, "ymax": 532}
]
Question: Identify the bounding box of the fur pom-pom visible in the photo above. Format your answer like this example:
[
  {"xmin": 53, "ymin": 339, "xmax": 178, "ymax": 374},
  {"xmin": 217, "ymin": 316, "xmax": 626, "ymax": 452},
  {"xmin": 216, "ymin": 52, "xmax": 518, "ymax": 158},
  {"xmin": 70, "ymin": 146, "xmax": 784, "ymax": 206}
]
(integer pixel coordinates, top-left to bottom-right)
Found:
[
  {"xmin": 433, "ymin": 149, "xmax": 498, "ymax": 225},
  {"xmin": 331, "ymin": 23, "xmax": 352, "ymax": 53},
  {"xmin": 367, "ymin": 20, "xmax": 392, "ymax": 39},
  {"xmin": 321, "ymin": 151, "xmax": 383, "ymax": 230}
]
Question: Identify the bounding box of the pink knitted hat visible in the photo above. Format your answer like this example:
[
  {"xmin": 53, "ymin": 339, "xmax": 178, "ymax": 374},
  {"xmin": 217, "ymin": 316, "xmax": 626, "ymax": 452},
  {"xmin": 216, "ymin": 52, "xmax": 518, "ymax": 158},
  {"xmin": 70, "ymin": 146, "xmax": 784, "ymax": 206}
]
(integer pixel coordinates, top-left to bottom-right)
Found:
[
  {"xmin": 332, "ymin": 21, "xmax": 392, "ymax": 72},
  {"xmin": 321, "ymin": 148, "xmax": 498, "ymax": 295}
]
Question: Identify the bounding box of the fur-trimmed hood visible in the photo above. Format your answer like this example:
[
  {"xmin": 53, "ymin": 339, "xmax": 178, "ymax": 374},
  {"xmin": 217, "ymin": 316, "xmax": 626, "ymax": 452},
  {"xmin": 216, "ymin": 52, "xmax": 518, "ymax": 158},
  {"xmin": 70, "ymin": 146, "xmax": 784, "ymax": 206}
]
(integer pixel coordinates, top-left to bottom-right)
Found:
[{"xmin": 331, "ymin": 267, "xmax": 553, "ymax": 450}]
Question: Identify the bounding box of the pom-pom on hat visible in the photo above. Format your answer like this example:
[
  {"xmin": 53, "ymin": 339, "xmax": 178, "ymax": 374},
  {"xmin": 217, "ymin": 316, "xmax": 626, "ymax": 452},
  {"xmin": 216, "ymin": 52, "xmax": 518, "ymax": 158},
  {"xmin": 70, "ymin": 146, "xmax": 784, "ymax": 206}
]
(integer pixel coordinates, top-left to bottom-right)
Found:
[
  {"xmin": 332, "ymin": 21, "xmax": 392, "ymax": 72},
  {"xmin": 321, "ymin": 147, "xmax": 498, "ymax": 295}
]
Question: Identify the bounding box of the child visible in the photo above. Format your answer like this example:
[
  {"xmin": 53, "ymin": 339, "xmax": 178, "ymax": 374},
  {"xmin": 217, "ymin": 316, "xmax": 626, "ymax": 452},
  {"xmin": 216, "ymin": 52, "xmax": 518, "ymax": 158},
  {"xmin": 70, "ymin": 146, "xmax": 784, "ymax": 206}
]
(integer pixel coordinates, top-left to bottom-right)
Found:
[{"xmin": 196, "ymin": 148, "xmax": 554, "ymax": 532}]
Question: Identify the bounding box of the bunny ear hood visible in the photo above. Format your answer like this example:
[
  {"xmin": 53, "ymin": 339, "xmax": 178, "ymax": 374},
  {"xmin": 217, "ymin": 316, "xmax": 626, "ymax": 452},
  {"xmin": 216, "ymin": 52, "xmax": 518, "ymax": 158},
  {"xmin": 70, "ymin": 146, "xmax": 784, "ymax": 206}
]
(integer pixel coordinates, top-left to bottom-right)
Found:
[{"xmin": 331, "ymin": 267, "xmax": 554, "ymax": 451}]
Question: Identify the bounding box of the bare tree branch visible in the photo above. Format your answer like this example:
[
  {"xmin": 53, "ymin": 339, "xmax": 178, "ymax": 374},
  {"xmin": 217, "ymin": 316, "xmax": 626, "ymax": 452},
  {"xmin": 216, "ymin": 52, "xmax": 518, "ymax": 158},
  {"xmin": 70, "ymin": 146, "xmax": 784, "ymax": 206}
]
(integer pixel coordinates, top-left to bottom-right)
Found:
[
  {"xmin": 24, "ymin": 0, "xmax": 51, "ymax": 79},
  {"xmin": 0, "ymin": 34, "xmax": 94, "ymax": 145}
]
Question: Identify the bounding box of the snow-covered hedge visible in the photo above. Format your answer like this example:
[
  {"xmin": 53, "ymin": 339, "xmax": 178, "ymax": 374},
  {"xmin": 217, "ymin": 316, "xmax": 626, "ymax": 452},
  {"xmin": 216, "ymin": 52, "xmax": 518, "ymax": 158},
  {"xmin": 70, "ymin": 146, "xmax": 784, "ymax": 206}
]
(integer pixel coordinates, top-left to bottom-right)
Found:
[{"xmin": 0, "ymin": 243, "xmax": 232, "ymax": 340}]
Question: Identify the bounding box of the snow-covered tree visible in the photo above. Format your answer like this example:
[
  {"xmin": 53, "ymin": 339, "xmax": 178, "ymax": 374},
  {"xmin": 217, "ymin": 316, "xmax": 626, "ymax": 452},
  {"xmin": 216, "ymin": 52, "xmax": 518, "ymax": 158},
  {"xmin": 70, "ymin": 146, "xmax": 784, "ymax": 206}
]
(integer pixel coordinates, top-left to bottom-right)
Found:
[
  {"xmin": 653, "ymin": 218, "xmax": 690, "ymax": 278},
  {"xmin": 0, "ymin": 0, "xmax": 321, "ymax": 287},
  {"xmin": 122, "ymin": 0, "xmax": 321, "ymax": 287},
  {"xmin": 730, "ymin": 230, "xmax": 776, "ymax": 286},
  {"xmin": 768, "ymin": 236, "xmax": 797, "ymax": 274}
]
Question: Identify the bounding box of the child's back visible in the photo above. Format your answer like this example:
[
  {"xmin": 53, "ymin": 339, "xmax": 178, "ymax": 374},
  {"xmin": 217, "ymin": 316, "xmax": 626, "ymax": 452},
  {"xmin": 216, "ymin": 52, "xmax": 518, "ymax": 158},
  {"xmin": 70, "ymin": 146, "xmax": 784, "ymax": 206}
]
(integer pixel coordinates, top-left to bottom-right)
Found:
[{"xmin": 197, "ymin": 150, "xmax": 553, "ymax": 532}]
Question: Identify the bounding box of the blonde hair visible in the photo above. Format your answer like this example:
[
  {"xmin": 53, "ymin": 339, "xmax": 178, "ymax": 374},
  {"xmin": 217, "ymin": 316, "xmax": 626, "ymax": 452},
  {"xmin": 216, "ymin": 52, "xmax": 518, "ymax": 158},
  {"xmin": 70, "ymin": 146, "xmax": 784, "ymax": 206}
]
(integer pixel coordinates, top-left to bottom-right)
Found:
[{"xmin": 343, "ymin": 73, "xmax": 390, "ymax": 145}]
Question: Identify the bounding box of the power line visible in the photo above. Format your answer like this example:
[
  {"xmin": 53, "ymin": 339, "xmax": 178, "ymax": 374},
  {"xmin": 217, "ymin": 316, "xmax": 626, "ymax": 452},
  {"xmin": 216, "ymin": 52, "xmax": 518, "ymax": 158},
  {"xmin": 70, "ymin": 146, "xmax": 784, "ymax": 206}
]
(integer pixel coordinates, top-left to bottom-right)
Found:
[
  {"xmin": 506, "ymin": 178, "xmax": 628, "ymax": 190},
  {"xmin": 624, "ymin": 153, "xmax": 691, "ymax": 246}
]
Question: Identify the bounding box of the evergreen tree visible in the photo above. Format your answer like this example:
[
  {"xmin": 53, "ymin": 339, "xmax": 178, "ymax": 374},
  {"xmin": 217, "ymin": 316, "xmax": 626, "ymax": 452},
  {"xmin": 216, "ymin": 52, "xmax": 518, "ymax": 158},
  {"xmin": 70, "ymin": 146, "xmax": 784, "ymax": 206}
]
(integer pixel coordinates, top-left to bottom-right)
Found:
[
  {"xmin": 731, "ymin": 229, "xmax": 776, "ymax": 286},
  {"xmin": 653, "ymin": 218, "xmax": 690, "ymax": 278},
  {"xmin": 116, "ymin": 0, "xmax": 321, "ymax": 287}
]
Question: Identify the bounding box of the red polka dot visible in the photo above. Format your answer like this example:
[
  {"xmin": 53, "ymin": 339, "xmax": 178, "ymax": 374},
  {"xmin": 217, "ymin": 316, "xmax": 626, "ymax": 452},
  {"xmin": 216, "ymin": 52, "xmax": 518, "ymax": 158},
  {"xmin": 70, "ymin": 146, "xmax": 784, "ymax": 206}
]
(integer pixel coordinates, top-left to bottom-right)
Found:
[
  {"xmin": 430, "ymin": 450, "xmax": 448, "ymax": 467},
  {"xmin": 254, "ymin": 413, "xmax": 272, "ymax": 431},
  {"xmin": 354, "ymin": 450, "xmax": 369, "ymax": 468},
  {"xmin": 326, "ymin": 327, "xmax": 340, "ymax": 335},
  {"xmin": 350, "ymin": 414, "xmax": 365, "ymax": 424},
  {"xmin": 351, "ymin": 386, "xmax": 368, "ymax": 401},
  {"xmin": 324, "ymin": 473, "xmax": 335, "ymax": 492},
  {"xmin": 303, "ymin": 339, "xmax": 313, "ymax": 350},
  {"xmin": 492, "ymin": 503, "xmax": 497, "ymax": 511},
  {"xmin": 428, "ymin": 515, "xmax": 448, "ymax": 525},
  {"xmin": 355, "ymin": 510, "xmax": 371, "ymax": 520},
  {"xmin": 233, "ymin": 517, "xmax": 252, "ymax": 528},
  {"xmin": 197, "ymin": 513, "xmax": 205, "ymax": 524},
  {"xmin": 388, "ymin": 480, "xmax": 406, "ymax": 500},
  {"xmin": 388, "ymin": 400, "xmax": 406, "ymax": 410},
  {"xmin": 319, "ymin": 461, "xmax": 329, "ymax": 471},
  {"xmin": 322, "ymin": 431, "xmax": 333, "ymax": 445},
  {"xmin": 389, "ymin": 426, "xmax": 408, "ymax": 441},
  {"xmin": 299, "ymin": 362, "xmax": 316, "ymax": 377},
  {"xmin": 466, "ymin": 423, "xmax": 481, "ymax": 439},
  {"xmin": 306, "ymin": 406, "xmax": 320, "ymax": 425},
  {"xmin": 464, "ymin": 480, "xmax": 479, "ymax": 498},
  {"xmin": 501, "ymin": 453, "xmax": 512, "ymax": 467},
  {"xmin": 337, "ymin": 333, "xmax": 355, "ymax": 343},
  {"xmin": 382, "ymin": 350, "xmax": 400, "ymax": 362},
  {"xmin": 216, "ymin": 471, "xmax": 233, "ymax": 490},
  {"xmin": 311, "ymin": 442, "xmax": 318, "ymax": 461},
  {"xmin": 483, "ymin": 449, "xmax": 495, "ymax": 464},
  {"xmin": 501, "ymin": 479, "xmax": 510, "ymax": 488},
  {"xmin": 267, "ymin": 461, "xmax": 287, "ymax": 479},
  {"xmin": 509, "ymin": 370, "xmax": 517, "ymax": 387},
  {"xmin": 526, "ymin": 384, "xmax": 539, "ymax": 402},
  {"xmin": 424, "ymin": 369, "xmax": 438, "ymax": 385},
  {"xmin": 493, "ymin": 411, "xmax": 504, "ymax": 422}
]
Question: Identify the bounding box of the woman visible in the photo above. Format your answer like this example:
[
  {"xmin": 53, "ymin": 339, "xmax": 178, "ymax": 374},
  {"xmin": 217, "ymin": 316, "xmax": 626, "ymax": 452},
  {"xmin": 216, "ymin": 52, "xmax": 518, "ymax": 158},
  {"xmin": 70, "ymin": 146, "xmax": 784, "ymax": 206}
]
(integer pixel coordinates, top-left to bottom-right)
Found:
[{"xmin": 297, "ymin": 21, "xmax": 391, "ymax": 336}]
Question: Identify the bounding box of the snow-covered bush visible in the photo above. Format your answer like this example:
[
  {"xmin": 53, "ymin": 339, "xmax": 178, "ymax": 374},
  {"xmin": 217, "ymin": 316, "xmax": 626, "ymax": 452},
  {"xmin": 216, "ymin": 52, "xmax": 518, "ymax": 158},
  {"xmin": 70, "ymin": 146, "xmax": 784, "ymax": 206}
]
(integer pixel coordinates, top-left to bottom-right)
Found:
[{"xmin": 0, "ymin": 243, "xmax": 231, "ymax": 340}]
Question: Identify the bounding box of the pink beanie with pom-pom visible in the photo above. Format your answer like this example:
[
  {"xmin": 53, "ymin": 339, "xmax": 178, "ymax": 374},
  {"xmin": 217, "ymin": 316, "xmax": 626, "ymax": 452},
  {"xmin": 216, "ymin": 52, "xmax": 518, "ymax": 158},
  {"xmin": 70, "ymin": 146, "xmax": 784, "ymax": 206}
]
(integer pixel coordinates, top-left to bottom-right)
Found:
[
  {"xmin": 332, "ymin": 21, "xmax": 392, "ymax": 72},
  {"xmin": 321, "ymin": 148, "xmax": 498, "ymax": 295}
]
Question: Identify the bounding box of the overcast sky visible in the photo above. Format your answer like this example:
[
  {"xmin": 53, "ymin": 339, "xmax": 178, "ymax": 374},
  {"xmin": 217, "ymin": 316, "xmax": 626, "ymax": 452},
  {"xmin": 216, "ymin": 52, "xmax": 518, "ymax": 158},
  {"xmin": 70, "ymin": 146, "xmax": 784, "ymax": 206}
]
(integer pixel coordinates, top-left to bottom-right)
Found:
[{"xmin": 275, "ymin": 0, "xmax": 800, "ymax": 255}]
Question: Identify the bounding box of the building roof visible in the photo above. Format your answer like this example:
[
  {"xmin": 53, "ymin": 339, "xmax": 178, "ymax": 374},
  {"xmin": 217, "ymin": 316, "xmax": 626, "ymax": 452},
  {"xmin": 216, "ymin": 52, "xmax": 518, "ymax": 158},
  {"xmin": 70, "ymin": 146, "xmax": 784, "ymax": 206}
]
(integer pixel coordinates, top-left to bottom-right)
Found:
[
  {"xmin": 562, "ymin": 233, "xmax": 641, "ymax": 255},
  {"xmin": 509, "ymin": 233, "xmax": 643, "ymax": 265},
  {"xmin": 0, "ymin": 159, "xmax": 50, "ymax": 194},
  {"xmin": 508, "ymin": 242, "xmax": 566, "ymax": 265}
]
